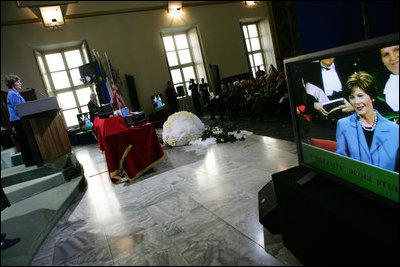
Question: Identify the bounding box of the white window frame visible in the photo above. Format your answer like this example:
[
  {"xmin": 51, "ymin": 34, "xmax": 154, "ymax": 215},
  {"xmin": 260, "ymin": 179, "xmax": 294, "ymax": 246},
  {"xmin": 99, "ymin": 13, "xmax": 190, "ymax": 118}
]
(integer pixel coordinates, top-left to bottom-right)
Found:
[
  {"xmin": 242, "ymin": 23, "xmax": 266, "ymax": 77},
  {"xmin": 162, "ymin": 32, "xmax": 200, "ymax": 98},
  {"xmin": 34, "ymin": 41, "xmax": 98, "ymax": 129}
]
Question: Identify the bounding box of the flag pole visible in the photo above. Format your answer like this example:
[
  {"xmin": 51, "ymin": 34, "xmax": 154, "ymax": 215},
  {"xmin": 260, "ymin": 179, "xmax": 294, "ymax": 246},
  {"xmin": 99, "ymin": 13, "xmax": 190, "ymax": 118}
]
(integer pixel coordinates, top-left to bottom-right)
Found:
[
  {"xmin": 104, "ymin": 52, "xmax": 112, "ymax": 78},
  {"xmin": 104, "ymin": 52, "xmax": 115, "ymax": 107}
]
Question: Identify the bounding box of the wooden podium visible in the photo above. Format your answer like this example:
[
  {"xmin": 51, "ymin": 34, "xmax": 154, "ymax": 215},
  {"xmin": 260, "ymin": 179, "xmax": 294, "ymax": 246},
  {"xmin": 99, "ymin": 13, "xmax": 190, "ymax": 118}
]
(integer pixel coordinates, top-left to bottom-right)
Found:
[{"xmin": 16, "ymin": 97, "xmax": 71, "ymax": 166}]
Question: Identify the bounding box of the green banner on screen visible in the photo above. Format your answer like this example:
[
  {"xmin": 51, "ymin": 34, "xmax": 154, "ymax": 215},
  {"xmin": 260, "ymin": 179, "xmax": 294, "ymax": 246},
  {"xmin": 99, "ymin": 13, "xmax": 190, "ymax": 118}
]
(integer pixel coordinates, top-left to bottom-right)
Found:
[{"xmin": 302, "ymin": 143, "xmax": 399, "ymax": 202}]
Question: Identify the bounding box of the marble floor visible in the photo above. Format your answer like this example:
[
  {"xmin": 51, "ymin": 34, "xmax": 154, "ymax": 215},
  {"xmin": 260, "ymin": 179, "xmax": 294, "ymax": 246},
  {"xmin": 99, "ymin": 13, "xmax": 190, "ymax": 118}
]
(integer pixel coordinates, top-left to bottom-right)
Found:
[{"xmin": 30, "ymin": 124, "xmax": 302, "ymax": 266}]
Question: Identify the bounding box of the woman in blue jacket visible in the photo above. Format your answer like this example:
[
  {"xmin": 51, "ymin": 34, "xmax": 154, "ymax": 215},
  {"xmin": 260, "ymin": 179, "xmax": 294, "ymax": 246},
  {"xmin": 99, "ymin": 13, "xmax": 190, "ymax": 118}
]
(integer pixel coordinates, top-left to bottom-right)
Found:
[
  {"xmin": 5, "ymin": 74, "xmax": 34, "ymax": 166},
  {"xmin": 336, "ymin": 71, "xmax": 399, "ymax": 172}
]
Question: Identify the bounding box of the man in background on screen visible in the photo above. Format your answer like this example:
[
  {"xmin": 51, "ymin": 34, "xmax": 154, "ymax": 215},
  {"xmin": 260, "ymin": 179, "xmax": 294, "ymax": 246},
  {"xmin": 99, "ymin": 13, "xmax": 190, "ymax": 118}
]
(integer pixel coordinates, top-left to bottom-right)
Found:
[
  {"xmin": 303, "ymin": 57, "xmax": 354, "ymax": 119},
  {"xmin": 376, "ymin": 45, "xmax": 399, "ymax": 113}
]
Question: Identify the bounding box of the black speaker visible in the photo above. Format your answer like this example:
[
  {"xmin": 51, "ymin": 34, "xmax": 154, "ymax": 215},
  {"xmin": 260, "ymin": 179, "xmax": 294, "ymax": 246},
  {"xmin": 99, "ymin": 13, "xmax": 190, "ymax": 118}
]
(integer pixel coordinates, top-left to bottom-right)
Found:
[
  {"xmin": 209, "ymin": 64, "xmax": 221, "ymax": 95},
  {"xmin": 125, "ymin": 74, "xmax": 141, "ymax": 111},
  {"xmin": 176, "ymin": 85, "xmax": 185, "ymax": 97},
  {"xmin": 125, "ymin": 111, "xmax": 146, "ymax": 127},
  {"xmin": 258, "ymin": 180, "xmax": 281, "ymax": 234}
]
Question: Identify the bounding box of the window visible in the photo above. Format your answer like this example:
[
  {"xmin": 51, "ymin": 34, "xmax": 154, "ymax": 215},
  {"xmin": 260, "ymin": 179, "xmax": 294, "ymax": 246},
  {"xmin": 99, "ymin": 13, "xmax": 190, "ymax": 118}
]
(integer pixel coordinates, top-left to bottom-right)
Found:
[
  {"xmin": 242, "ymin": 23, "xmax": 266, "ymax": 77},
  {"xmin": 162, "ymin": 29, "xmax": 207, "ymax": 97},
  {"xmin": 35, "ymin": 41, "xmax": 97, "ymax": 129}
]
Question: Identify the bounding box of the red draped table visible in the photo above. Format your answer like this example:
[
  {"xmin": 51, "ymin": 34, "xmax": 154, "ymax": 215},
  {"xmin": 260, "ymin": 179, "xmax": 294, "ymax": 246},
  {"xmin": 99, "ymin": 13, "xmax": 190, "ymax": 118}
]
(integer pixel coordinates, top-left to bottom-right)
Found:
[{"xmin": 92, "ymin": 116, "xmax": 164, "ymax": 185}]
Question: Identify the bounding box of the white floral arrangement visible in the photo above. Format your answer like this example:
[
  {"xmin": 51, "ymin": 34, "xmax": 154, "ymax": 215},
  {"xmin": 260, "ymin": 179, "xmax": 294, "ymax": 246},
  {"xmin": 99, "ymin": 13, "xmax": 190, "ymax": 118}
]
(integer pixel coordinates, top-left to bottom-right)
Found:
[{"xmin": 162, "ymin": 111, "xmax": 205, "ymax": 147}]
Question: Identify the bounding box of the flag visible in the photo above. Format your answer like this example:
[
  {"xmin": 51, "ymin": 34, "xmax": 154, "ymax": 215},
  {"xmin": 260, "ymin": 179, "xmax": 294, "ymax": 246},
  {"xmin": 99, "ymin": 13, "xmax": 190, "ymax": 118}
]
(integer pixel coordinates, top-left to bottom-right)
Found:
[
  {"xmin": 96, "ymin": 51, "xmax": 114, "ymax": 103},
  {"xmin": 105, "ymin": 53, "xmax": 127, "ymax": 110},
  {"xmin": 92, "ymin": 49, "xmax": 112, "ymax": 104}
]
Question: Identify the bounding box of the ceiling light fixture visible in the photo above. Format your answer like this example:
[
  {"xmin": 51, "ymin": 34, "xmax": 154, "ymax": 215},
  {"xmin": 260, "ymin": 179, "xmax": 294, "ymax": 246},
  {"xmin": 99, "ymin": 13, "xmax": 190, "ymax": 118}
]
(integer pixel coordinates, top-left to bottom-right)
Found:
[
  {"xmin": 168, "ymin": 1, "xmax": 182, "ymax": 15},
  {"xmin": 245, "ymin": 1, "xmax": 257, "ymax": 7},
  {"xmin": 39, "ymin": 5, "xmax": 64, "ymax": 27}
]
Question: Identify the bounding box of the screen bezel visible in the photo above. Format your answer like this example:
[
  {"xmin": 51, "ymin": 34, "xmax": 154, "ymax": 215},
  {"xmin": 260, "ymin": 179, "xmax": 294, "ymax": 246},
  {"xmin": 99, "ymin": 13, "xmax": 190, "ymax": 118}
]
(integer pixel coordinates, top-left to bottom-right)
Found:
[{"xmin": 284, "ymin": 33, "xmax": 399, "ymax": 207}]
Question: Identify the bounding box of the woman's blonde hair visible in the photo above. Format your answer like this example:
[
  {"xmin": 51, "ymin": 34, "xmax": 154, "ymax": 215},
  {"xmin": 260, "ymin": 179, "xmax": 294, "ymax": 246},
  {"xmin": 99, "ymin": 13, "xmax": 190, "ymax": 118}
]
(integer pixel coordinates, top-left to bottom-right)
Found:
[{"xmin": 344, "ymin": 71, "xmax": 377, "ymax": 100}]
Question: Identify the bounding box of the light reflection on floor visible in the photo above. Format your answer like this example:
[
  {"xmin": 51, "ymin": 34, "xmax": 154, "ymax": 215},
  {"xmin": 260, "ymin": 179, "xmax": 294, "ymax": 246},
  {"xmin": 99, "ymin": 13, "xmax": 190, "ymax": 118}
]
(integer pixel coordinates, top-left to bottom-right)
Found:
[{"xmin": 31, "ymin": 134, "xmax": 302, "ymax": 266}]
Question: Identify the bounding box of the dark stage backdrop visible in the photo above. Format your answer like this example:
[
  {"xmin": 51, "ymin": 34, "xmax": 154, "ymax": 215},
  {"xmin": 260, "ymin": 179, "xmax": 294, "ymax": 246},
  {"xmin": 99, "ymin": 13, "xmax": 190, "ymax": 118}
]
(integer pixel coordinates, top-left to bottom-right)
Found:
[{"xmin": 294, "ymin": 1, "xmax": 399, "ymax": 54}]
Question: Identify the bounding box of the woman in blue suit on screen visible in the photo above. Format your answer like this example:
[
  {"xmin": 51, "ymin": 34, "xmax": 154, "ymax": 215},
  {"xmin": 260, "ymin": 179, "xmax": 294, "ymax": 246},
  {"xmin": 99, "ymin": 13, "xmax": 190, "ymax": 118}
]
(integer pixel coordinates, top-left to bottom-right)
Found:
[{"xmin": 336, "ymin": 71, "xmax": 399, "ymax": 172}]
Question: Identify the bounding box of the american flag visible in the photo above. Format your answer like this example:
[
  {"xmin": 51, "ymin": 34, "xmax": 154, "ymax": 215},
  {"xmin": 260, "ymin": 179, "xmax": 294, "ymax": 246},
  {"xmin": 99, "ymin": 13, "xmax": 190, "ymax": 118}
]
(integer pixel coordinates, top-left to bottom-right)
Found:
[
  {"xmin": 111, "ymin": 76, "xmax": 126, "ymax": 110},
  {"xmin": 105, "ymin": 53, "xmax": 126, "ymax": 110}
]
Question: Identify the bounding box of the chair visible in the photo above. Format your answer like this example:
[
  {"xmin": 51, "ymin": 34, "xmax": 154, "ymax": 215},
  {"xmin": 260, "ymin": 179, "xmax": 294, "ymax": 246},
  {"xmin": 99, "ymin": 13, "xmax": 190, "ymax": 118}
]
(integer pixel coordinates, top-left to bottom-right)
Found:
[{"xmin": 310, "ymin": 138, "xmax": 336, "ymax": 152}]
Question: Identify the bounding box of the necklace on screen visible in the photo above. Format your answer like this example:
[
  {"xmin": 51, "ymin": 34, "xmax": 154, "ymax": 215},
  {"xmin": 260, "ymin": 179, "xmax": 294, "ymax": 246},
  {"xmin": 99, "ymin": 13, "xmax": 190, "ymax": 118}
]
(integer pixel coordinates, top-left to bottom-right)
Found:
[{"xmin": 359, "ymin": 111, "xmax": 377, "ymax": 132}]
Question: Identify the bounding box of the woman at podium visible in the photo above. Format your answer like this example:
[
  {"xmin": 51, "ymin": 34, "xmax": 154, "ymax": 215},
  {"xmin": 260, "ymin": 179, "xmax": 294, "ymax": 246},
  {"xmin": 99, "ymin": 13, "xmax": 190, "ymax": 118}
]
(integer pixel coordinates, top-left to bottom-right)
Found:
[{"xmin": 5, "ymin": 74, "xmax": 35, "ymax": 166}]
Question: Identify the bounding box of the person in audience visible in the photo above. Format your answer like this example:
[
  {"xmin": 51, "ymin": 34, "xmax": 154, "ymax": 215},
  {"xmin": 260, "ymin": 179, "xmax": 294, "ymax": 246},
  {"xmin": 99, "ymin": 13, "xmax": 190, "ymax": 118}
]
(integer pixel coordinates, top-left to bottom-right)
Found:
[
  {"xmin": 336, "ymin": 71, "xmax": 399, "ymax": 172},
  {"xmin": 189, "ymin": 79, "xmax": 201, "ymax": 114},
  {"xmin": 1, "ymin": 186, "xmax": 21, "ymax": 250},
  {"xmin": 165, "ymin": 81, "xmax": 179, "ymax": 112},
  {"xmin": 199, "ymin": 78, "xmax": 211, "ymax": 110},
  {"xmin": 275, "ymin": 72, "xmax": 291, "ymax": 121},
  {"xmin": 208, "ymin": 83, "xmax": 224, "ymax": 120},
  {"xmin": 230, "ymin": 80, "xmax": 246, "ymax": 118},
  {"xmin": 247, "ymin": 71, "xmax": 278, "ymax": 120},
  {"xmin": 255, "ymin": 66, "xmax": 266, "ymax": 80},
  {"xmin": 242, "ymin": 78, "xmax": 257, "ymax": 113},
  {"xmin": 5, "ymin": 74, "xmax": 34, "ymax": 166},
  {"xmin": 88, "ymin": 92, "xmax": 99, "ymax": 123},
  {"xmin": 227, "ymin": 82, "xmax": 234, "ymax": 91},
  {"xmin": 268, "ymin": 64, "xmax": 279, "ymax": 76},
  {"xmin": 265, "ymin": 69, "xmax": 279, "ymax": 93},
  {"xmin": 224, "ymin": 82, "xmax": 236, "ymax": 119},
  {"xmin": 262, "ymin": 70, "xmax": 280, "ymax": 119},
  {"xmin": 256, "ymin": 74, "xmax": 267, "ymax": 91}
]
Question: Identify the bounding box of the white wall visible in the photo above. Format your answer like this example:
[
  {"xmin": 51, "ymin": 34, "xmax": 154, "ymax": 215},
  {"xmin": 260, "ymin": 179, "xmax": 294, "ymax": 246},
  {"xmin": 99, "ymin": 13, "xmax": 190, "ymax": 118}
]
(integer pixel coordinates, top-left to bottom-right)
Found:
[{"xmin": 1, "ymin": 1, "xmax": 273, "ymax": 117}]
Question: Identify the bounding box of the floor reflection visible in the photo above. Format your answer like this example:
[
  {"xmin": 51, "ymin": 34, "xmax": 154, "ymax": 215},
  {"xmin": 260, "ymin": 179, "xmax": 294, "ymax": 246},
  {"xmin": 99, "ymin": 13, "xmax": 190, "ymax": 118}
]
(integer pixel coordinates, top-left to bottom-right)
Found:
[{"xmin": 32, "ymin": 131, "xmax": 301, "ymax": 266}]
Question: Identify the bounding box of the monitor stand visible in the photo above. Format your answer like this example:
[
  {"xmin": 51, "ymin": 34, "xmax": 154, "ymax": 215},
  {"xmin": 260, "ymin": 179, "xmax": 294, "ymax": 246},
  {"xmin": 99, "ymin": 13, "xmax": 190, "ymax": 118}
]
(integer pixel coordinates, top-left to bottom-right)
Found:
[{"xmin": 296, "ymin": 170, "xmax": 318, "ymax": 185}]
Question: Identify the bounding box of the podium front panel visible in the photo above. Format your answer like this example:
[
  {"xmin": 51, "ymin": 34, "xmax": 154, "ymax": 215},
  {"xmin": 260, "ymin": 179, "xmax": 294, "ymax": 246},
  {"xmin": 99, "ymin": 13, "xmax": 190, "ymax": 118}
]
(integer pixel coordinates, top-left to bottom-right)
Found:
[{"xmin": 28, "ymin": 111, "xmax": 71, "ymax": 164}]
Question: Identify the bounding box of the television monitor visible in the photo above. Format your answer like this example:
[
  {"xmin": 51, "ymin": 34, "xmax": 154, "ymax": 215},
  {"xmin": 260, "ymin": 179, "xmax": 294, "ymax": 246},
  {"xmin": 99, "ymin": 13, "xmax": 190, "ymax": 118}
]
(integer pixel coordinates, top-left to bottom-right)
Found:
[
  {"xmin": 151, "ymin": 93, "xmax": 166, "ymax": 112},
  {"xmin": 76, "ymin": 112, "xmax": 93, "ymax": 131},
  {"xmin": 100, "ymin": 103, "xmax": 113, "ymax": 113},
  {"xmin": 79, "ymin": 62, "xmax": 97, "ymax": 84},
  {"xmin": 284, "ymin": 33, "xmax": 399, "ymax": 205}
]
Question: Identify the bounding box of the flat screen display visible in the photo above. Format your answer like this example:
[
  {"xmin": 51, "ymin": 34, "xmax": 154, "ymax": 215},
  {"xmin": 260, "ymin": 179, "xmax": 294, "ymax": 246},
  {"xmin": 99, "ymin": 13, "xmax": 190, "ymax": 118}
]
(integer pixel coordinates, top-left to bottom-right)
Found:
[
  {"xmin": 151, "ymin": 93, "xmax": 166, "ymax": 112},
  {"xmin": 79, "ymin": 62, "xmax": 97, "ymax": 84},
  {"xmin": 76, "ymin": 112, "xmax": 93, "ymax": 131},
  {"xmin": 284, "ymin": 33, "xmax": 399, "ymax": 203}
]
